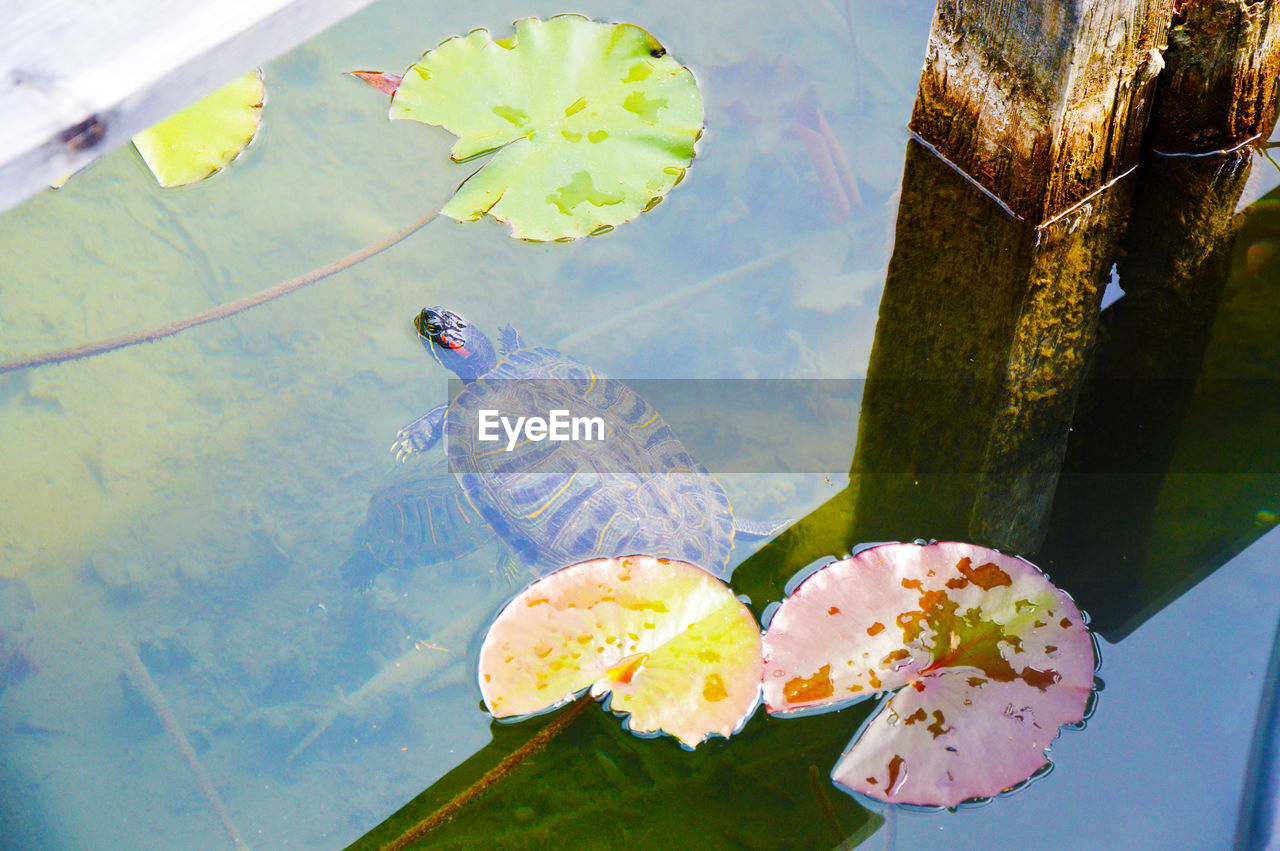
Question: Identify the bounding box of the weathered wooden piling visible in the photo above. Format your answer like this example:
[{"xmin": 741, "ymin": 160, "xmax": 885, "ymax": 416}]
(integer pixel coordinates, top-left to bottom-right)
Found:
[
  {"xmin": 734, "ymin": 0, "xmax": 1280, "ymax": 640},
  {"xmin": 911, "ymin": 0, "xmax": 1173, "ymax": 223},
  {"xmin": 849, "ymin": 0, "xmax": 1175, "ymax": 553},
  {"xmin": 729, "ymin": 1, "xmax": 1280, "ymax": 645},
  {"xmin": 1118, "ymin": 0, "xmax": 1280, "ymax": 298},
  {"xmin": 1144, "ymin": 0, "xmax": 1280, "ymax": 156}
]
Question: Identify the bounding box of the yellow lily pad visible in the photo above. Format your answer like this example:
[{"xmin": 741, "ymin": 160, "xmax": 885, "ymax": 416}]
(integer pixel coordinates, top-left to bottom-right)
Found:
[
  {"xmin": 132, "ymin": 70, "xmax": 264, "ymax": 187},
  {"xmin": 478, "ymin": 555, "xmax": 761, "ymax": 748}
]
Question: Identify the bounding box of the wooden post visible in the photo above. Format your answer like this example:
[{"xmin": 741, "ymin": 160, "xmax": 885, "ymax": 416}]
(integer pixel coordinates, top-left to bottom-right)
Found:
[
  {"xmin": 1143, "ymin": 0, "xmax": 1280, "ymax": 156},
  {"xmin": 849, "ymin": 0, "xmax": 1172, "ymax": 554},
  {"xmin": 1040, "ymin": 0, "xmax": 1280, "ymax": 638},
  {"xmin": 912, "ymin": 0, "xmax": 1172, "ymax": 222}
]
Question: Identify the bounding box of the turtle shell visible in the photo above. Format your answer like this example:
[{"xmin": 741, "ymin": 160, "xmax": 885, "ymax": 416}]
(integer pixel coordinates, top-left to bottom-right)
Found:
[
  {"xmin": 342, "ymin": 463, "xmax": 493, "ymax": 588},
  {"xmin": 444, "ymin": 347, "xmax": 736, "ymax": 577}
]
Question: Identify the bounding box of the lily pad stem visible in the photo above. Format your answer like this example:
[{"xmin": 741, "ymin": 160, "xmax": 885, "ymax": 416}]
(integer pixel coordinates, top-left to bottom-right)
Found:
[
  {"xmin": 383, "ymin": 694, "xmax": 594, "ymax": 851},
  {"xmin": 809, "ymin": 763, "xmax": 844, "ymax": 843},
  {"xmin": 0, "ymin": 205, "xmax": 441, "ymax": 376},
  {"xmin": 555, "ymin": 245, "xmax": 795, "ymax": 351}
]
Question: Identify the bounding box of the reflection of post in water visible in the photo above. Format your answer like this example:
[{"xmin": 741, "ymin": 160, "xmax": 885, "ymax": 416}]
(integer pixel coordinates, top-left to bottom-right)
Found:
[
  {"xmin": 851, "ymin": 143, "xmax": 1132, "ymax": 551},
  {"xmin": 849, "ymin": 1, "xmax": 1171, "ymax": 554},
  {"xmin": 734, "ymin": 1, "xmax": 1280, "ymax": 623},
  {"xmin": 1043, "ymin": 1, "xmax": 1280, "ymax": 637}
]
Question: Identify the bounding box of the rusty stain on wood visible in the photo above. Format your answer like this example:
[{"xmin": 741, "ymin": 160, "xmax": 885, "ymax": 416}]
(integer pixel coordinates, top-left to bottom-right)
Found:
[
  {"xmin": 1149, "ymin": 0, "xmax": 1280, "ymax": 153},
  {"xmin": 910, "ymin": 0, "xmax": 1173, "ymax": 224}
]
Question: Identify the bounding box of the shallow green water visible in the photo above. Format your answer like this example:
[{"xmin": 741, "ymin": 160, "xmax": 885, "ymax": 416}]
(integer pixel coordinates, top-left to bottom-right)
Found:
[{"xmin": 1, "ymin": 0, "xmax": 1279, "ymax": 848}]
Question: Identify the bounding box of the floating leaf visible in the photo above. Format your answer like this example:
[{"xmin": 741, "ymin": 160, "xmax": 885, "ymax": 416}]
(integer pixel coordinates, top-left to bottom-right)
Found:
[
  {"xmin": 348, "ymin": 70, "xmax": 402, "ymax": 96},
  {"xmin": 132, "ymin": 70, "xmax": 264, "ymax": 187},
  {"xmin": 762, "ymin": 541, "xmax": 1095, "ymax": 807},
  {"xmin": 479, "ymin": 555, "xmax": 761, "ymax": 747},
  {"xmin": 388, "ymin": 16, "xmax": 704, "ymax": 241}
]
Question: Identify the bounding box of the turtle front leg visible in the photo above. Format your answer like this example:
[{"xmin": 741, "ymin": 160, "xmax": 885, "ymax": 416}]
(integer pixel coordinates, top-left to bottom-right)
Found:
[
  {"xmin": 392, "ymin": 404, "xmax": 447, "ymax": 461},
  {"xmin": 499, "ymin": 325, "xmax": 524, "ymax": 355}
]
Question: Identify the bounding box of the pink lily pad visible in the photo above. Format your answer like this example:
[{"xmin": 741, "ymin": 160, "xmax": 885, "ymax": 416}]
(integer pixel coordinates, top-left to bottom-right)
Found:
[
  {"xmin": 478, "ymin": 555, "xmax": 762, "ymax": 748},
  {"xmin": 762, "ymin": 541, "xmax": 1095, "ymax": 807}
]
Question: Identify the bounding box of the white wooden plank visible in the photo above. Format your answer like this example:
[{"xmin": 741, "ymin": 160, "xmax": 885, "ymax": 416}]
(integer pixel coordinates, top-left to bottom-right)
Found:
[{"xmin": 0, "ymin": 0, "xmax": 378, "ymax": 215}]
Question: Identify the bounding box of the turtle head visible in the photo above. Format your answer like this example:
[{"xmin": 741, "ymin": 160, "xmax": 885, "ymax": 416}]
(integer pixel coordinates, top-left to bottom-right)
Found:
[{"xmin": 414, "ymin": 307, "xmax": 495, "ymax": 380}]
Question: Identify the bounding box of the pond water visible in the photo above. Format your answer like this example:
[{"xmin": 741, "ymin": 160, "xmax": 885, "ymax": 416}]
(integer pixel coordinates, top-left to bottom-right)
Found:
[{"xmin": 1, "ymin": 0, "xmax": 1278, "ymax": 848}]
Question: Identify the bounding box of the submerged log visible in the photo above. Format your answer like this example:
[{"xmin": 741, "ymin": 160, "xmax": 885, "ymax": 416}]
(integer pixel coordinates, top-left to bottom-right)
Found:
[{"xmin": 117, "ymin": 633, "xmax": 248, "ymax": 850}]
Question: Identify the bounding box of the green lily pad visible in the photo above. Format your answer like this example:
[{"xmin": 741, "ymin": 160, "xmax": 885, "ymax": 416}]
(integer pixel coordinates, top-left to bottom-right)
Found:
[
  {"xmin": 132, "ymin": 70, "xmax": 264, "ymax": 187},
  {"xmin": 388, "ymin": 16, "xmax": 704, "ymax": 241}
]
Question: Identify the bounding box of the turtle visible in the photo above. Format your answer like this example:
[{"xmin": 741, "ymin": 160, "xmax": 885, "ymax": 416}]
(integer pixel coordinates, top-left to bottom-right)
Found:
[
  {"xmin": 391, "ymin": 306, "xmax": 784, "ymax": 579},
  {"xmin": 340, "ymin": 460, "xmax": 495, "ymax": 589}
]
